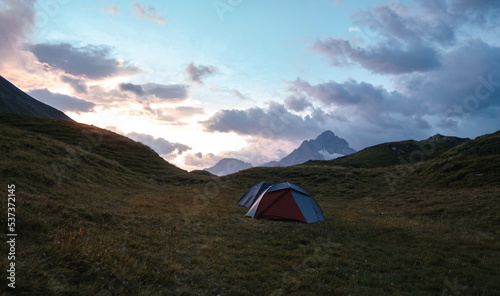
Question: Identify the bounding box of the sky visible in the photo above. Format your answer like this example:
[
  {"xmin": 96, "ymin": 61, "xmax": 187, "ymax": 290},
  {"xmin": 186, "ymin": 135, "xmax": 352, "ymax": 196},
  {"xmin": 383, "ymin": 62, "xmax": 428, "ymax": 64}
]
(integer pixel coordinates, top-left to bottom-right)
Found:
[{"xmin": 1, "ymin": 0, "xmax": 499, "ymax": 171}]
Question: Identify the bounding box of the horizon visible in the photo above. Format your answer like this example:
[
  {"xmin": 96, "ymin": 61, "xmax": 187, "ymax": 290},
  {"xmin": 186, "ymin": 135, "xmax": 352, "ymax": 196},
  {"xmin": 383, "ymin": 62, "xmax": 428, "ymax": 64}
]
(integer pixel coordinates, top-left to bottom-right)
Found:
[{"xmin": 1, "ymin": 0, "xmax": 499, "ymax": 170}]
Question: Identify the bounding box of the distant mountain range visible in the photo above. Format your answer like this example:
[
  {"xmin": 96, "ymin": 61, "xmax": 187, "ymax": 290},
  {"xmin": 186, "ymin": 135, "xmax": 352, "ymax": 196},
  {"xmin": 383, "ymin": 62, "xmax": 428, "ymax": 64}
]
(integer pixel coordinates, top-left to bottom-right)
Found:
[
  {"xmin": 204, "ymin": 130, "xmax": 356, "ymax": 176},
  {"xmin": 261, "ymin": 130, "xmax": 356, "ymax": 167},
  {"xmin": 204, "ymin": 158, "xmax": 252, "ymax": 176},
  {"xmin": 0, "ymin": 75, "xmax": 71, "ymax": 120}
]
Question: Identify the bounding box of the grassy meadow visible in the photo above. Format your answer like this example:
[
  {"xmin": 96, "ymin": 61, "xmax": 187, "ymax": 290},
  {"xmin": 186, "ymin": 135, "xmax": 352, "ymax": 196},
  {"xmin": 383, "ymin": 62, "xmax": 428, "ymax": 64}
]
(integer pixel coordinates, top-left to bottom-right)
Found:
[{"xmin": 0, "ymin": 114, "xmax": 499, "ymax": 295}]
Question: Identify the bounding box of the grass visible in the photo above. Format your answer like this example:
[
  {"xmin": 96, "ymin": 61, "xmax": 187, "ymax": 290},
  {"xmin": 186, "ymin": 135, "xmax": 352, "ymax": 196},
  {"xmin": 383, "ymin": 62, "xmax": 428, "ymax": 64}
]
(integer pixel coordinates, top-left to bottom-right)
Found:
[{"xmin": 0, "ymin": 115, "xmax": 499, "ymax": 295}]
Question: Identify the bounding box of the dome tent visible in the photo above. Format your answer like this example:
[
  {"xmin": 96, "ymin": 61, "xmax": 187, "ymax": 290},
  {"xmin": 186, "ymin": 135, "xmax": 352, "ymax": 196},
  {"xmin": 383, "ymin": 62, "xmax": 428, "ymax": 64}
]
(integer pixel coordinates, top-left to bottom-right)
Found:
[
  {"xmin": 245, "ymin": 182, "xmax": 326, "ymax": 223},
  {"xmin": 237, "ymin": 181, "xmax": 273, "ymax": 208}
]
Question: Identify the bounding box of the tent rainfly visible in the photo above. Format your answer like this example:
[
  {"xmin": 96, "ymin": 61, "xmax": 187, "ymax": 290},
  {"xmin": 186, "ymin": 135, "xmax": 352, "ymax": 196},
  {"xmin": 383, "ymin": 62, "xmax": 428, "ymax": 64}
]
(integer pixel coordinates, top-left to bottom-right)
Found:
[
  {"xmin": 237, "ymin": 181, "xmax": 273, "ymax": 208},
  {"xmin": 245, "ymin": 182, "xmax": 326, "ymax": 223}
]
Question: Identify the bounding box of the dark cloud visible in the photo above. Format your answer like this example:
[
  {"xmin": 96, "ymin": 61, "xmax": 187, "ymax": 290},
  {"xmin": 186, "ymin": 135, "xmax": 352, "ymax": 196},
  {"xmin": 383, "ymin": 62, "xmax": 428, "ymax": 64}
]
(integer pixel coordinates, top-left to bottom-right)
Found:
[
  {"xmin": 143, "ymin": 83, "xmax": 189, "ymax": 101},
  {"xmin": 284, "ymin": 95, "xmax": 312, "ymax": 112},
  {"xmin": 185, "ymin": 62, "xmax": 217, "ymax": 84},
  {"xmin": 119, "ymin": 83, "xmax": 146, "ymax": 96},
  {"xmin": 291, "ymin": 39, "xmax": 500, "ymax": 135},
  {"xmin": 352, "ymin": 0, "xmax": 500, "ymax": 49},
  {"xmin": 447, "ymin": 0, "xmax": 500, "ymax": 25},
  {"xmin": 396, "ymin": 39, "xmax": 500, "ymax": 116},
  {"xmin": 313, "ymin": 38, "xmax": 441, "ymax": 74},
  {"xmin": 127, "ymin": 132, "xmax": 191, "ymax": 157},
  {"xmin": 118, "ymin": 82, "xmax": 189, "ymax": 103},
  {"xmin": 303, "ymin": 0, "xmax": 500, "ymax": 142},
  {"xmin": 200, "ymin": 102, "xmax": 323, "ymax": 141},
  {"xmin": 288, "ymin": 78, "xmax": 383, "ymax": 106},
  {"xmin": 134, "ymin": 2, "xmax": 166, "ymax": 25},
  {"xmin": 60, "ymin": 75, "xmax": 88, "ymax": 94},
  {"xmin": 28, "ymin": 88, "xmax": 95, "ymax": 113},
  {"xmin": 29, "ymin": 43, "xmax": 140, "ymax": 79},
  {"xmin": 287, "ymin": 77, "xmax": 428, "ymax": 129},
  {"xmin": 0, "ymin": 0, "xmax": 35, "ymax": 64},
  {"xmin": 351, "ymin": 2, "xmax": 456, "ymax": 47}
]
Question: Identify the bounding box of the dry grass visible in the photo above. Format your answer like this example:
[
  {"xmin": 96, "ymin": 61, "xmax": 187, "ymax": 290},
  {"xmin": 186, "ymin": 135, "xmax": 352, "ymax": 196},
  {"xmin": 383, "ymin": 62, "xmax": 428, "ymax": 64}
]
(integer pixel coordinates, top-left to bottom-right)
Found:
[{"xmin": 0, "ymin": 115, "xmax": 499, "ymax": 295}]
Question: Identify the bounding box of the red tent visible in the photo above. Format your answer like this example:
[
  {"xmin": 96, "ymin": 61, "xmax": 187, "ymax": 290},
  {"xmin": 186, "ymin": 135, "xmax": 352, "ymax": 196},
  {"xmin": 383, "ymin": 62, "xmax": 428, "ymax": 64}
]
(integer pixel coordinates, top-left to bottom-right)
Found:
[{"xmin": 245, "ymin": 182, "xmax": 326, "ymax": 223}]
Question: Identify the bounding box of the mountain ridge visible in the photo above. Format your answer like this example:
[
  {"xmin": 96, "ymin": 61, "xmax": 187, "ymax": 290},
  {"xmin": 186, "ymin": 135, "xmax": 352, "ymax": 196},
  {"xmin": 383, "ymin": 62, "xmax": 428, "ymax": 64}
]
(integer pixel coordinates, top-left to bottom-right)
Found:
[
  {"xmin": 0, "ymin": 75, "xmax": 72, "ymax": 120},
  {"xmin": 262, "ymin": 130, "xmax": 356, "ymax": 167},
  {"xmin": 306, "ymin": 133, "xmax": 471, "ymax": 168}
]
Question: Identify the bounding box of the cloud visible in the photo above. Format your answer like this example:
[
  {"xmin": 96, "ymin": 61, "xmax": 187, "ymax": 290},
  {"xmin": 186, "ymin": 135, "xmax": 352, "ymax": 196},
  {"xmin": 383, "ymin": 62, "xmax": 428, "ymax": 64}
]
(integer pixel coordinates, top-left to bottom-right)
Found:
[
  {"xmin": 284, "ymin": 95, "xmax": 312, "ymax": 112},
  {"xmin": 200, "ymin": 102, "xmax": 323, "ymax": 141},
  {"xmin": 60, "ymin": 75, "xmax": 88, "ymax": 94},
  {"xmin": 351, "ymin": 2, "xmax": 455, "ymax": 47},
  {"xmin": 0, "ymin": 0, "xmax": 36, "ymax": 66},
  {"xmin": 185, "ymin": 62, "xmax": 218, "ymax": 84},
  {"xmin": 119, "ymin": 82, "xmax": 146, "ymax": 96},
  {"xmin": 157, "ymin": 106, "xmax": 205, "ymax": 122},
  {"xmin": 143, "ymin": 83, "xmax": 189, "ymax": 101},
  {"xmin": 395, "ymin": 39, "xmax": 500, "ymax": 116},
  {"xmin": 28, "ymin": 88, "xmax": 95, "ymax": 113},
  {"xmin": 313, "ymin": 38, "xmax": 441, "ymax": 74},
  {"xmin": 127, "ymin": 132, "xmax": 191, "ymax": 160},
  {"xmin": 29, "ymin": 43, "xmax": 140, "ymax": 79},
  {"xmin": 183, "ymin": 152, "xmax": 221, "ymax": 168},
  {"xmin": 351, "ymin": 1, "xmax": 500, "ymax": 50},
  {"xmin": 291, "ymin": 38, "xmax": 500, "ymax": 137},
  {"xmin": 103, "ymin": 4, "xmax": 120, "ymax": 16},
  {"xmin": 287, "ymin": 77, "xmax": 428, "ymax": 129},
  {"xmin": 134, "ymin": 2, "xmax": 166, "ymax": 25},
  {"xmin": 118, "ymin": 82, "xmax": 189, "ymax": 101},
  {"xmin": 447, "ymin": 0, "xmax": 500, "ymax": 26}
]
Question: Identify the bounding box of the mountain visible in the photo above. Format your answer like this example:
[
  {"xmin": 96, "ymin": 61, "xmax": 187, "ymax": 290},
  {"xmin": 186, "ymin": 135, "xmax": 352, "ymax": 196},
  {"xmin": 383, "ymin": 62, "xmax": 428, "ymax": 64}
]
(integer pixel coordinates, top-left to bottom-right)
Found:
[
  {"xmin": 204, "ymin": 158, "xmax": 252, "ymax": 176},
  {"xmin": 306, "ymin": 133, "xmax": 470, "ymax": 168},
  {"xmin": 262, "ymin": 130, "xmax": 356, "ymax": 167},
  {"xmin": 0, "ymin": 75, "xmax": 72, "ymax": 120}
]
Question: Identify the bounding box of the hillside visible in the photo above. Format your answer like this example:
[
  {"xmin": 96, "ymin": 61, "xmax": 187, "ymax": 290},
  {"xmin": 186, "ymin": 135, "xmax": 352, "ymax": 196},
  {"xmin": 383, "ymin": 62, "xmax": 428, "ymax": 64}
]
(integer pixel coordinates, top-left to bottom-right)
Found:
[
  {"xmin": 0, "ymin": 117, "xmax": 498, "ymax": 295},
  {"xmin": 412, "ymin": 130, "xmax": 500, "ymax": 187},
  {"xmin": 0, "ymin": 114, "xmax": 197, "ymax": 189},
  {"xmin": 0, "ymin": 75, "xmax": 72, "ymax": 120},
  {"xmin": 307, "ymin": 134, "xmax": 469, "ymax": 168}
]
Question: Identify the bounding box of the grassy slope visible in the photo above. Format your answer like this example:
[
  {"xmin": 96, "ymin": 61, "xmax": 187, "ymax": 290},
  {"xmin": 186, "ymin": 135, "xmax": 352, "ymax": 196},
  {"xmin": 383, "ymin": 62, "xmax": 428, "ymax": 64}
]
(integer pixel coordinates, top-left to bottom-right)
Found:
[
  {"xmin": 0, "ymin": 114, "xmax": 195, "ymax": 185},
  {"xmin": 0, "ymin": 115, "xmax": 498, "ymax": 295}
]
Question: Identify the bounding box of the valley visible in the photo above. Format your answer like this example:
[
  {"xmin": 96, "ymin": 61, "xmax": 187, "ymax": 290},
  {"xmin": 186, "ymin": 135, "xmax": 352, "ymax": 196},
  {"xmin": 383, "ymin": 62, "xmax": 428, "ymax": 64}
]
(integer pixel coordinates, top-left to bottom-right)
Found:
[{"xmin": 1, "ymin": 114, "xmax": 498, "ymax": 295}]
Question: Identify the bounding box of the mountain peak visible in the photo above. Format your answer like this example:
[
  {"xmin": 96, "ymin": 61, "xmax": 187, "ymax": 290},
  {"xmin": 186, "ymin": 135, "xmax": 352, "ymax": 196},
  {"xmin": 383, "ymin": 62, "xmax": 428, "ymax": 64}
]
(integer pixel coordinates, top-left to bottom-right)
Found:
[
  {"xmin": 318, "ymin": 130, "xmax": 335, "ymax": 138},
  {"xmin": 262, "ymin": 130, "xmax": 356, "ymax": 167},
  {"xmin": 204, "ymin": 158, "xmax": 252, "ymax": 176}
]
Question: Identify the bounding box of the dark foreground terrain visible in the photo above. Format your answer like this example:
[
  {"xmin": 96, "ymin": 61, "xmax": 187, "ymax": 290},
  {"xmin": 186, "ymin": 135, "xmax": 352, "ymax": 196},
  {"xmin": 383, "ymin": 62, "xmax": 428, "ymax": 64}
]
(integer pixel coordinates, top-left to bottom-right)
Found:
[{"xmin": 1, "ymin": 114, "xmax": 499, "ymax": 295}]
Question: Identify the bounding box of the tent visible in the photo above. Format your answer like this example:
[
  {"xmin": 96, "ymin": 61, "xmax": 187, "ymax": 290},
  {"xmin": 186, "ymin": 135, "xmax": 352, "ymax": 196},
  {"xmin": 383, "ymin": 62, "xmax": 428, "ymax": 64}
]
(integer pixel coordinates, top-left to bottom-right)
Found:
[
  {"xmin": 246, "ymin": 182, "xmax": 326, "ymax": 223},
  {"xmin": 237, "ymin": 181, "xmax": 273, "ymax": 208}
]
